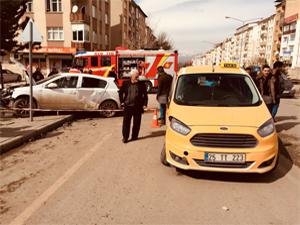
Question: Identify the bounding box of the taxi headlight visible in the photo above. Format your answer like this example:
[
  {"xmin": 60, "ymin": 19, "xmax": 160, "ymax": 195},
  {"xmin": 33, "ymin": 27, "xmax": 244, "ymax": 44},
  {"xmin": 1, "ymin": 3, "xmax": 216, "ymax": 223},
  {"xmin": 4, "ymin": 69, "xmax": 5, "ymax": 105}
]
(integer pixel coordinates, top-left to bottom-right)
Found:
[
  {"xmin": 170, "ymin": 118, "xmax": 191, "ymax": 136},
  {"xmin": 257, "ymin": 119, "xmax": 275, "ymax": 137}
]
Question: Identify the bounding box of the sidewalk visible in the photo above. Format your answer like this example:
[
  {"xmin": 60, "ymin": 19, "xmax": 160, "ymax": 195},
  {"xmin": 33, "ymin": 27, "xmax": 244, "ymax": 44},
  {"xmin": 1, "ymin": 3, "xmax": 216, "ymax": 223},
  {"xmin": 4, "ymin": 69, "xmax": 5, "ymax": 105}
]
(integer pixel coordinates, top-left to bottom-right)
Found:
[{"xmin": 0, "ymin": 115, "xmax": 73, "ymax": 154}]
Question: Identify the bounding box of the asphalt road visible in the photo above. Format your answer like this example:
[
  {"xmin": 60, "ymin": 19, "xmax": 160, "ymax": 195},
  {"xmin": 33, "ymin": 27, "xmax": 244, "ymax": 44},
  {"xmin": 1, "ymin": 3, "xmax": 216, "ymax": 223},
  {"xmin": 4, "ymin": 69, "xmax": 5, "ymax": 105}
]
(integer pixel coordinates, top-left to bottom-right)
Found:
[{"xmin": 1, "ymin": 96, "xmax": 300, "ymax": 225}]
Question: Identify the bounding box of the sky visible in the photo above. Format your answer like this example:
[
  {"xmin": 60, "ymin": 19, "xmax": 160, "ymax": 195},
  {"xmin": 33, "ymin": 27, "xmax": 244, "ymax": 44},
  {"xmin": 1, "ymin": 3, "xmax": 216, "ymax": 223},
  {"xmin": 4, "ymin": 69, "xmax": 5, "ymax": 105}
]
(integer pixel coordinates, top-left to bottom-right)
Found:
[{"xmin": 135, "ymin": 0, "xmax": 276, "ymax": 56}]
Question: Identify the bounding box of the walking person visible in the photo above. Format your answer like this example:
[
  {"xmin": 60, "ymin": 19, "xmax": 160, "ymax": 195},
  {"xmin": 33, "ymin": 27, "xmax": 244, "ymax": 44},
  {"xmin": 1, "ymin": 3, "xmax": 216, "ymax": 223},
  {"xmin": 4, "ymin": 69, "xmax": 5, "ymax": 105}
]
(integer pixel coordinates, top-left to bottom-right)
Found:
[
  {"xmin": 32, "ymin": 67, "xmax": 44, "ymax": 82},
  {"xmin": 258, "ymin": 65, "xmax": 272, "ymax": 113},
  {"xmin": 119, "ymin": 69, "xmax": 148, "ymax": 143},
  {"xmin": 156, "ymin": 66, "xmax": 173, "ymax": 125},
  {"xmin": 270, "ymin": 61, "xmax": 284, "ymax": 120}
]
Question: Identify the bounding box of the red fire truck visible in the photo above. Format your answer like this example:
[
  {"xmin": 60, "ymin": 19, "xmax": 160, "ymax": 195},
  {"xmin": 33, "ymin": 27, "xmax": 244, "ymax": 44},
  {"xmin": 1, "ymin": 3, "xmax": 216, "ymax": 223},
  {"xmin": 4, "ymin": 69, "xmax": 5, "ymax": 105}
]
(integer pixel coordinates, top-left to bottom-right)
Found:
[{"xmin": 70, "ymin": 48, "xmax": 178, "ymax": 92}]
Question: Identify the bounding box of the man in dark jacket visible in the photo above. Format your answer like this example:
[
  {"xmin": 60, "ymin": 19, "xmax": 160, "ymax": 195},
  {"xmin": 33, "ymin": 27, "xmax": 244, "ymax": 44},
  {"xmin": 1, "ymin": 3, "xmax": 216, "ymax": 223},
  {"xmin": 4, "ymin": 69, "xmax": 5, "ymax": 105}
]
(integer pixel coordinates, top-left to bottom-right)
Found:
[
  {"xmin": 119, "ymin": 69, "xmax": 148, "ymax": 143},
  {"xmin": 270, "ymin": 61, "xmax": 284, "ymax": 119},
  {"xmin": 156, "ymin": 66, "xmax": 173, "ymax": 125},
  {"xmin": 48, "ymin": 67, "xmax": 58, "ymax": 77},
  {"xmin": 32, "ymin": 67, "xmax": 44, "ymax": 82},
  {"xmin": 258, "ymin": 65, "xmax": 272, "ymax": 113}
]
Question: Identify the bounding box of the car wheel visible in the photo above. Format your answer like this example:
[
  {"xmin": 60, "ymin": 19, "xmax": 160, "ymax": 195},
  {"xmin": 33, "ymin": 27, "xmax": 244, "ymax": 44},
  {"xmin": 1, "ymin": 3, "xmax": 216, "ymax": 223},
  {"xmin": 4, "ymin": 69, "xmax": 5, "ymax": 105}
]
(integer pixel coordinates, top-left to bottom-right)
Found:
[
  {"xmin": 99, "ymin": 100, "xmax": 118, "ymax": 118},
  {"xmin": 17, "ymin": 75, "xmax": 22, "ymax": 82},
  {"xmin": 13, "ymin": 97, "xmax": 37, "ymax": 117},
  {"xmin": 160, "ymin": 144, "xmax": 170, "ymax": 166},
  {"xmin": 145, "ymin": 81, "xmax": 153, "ymax": 93}
]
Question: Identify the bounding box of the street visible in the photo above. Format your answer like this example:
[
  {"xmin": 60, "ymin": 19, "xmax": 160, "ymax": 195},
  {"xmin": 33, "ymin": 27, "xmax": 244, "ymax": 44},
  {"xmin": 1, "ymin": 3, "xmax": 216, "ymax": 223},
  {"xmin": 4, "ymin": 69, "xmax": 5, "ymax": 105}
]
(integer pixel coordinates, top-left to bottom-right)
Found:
[{"xmin": 1, "ymin": 95, "xmax": 300, "ymax": 225}]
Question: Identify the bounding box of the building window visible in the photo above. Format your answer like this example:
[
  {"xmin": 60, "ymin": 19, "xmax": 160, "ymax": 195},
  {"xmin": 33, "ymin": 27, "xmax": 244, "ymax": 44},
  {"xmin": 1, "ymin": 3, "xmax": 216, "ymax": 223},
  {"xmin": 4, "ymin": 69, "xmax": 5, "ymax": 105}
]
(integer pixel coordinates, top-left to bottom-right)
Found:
[
  {"xmin": 105, "ymin": 35, "xmax": 108, "ymax": 44},
  {"xmin": 93, "ymin": 31, "xmax": 97, "ymax": 43},
  {"xmin": 26, "ymin": 1, "xmax": 33, "ymax": 12},
  {"xmin": 283, "ymin": 25, "xmax": 289, "ymax": 32},
  {"xmin": 290, "ymin": 34, "xmax": 295, "ymax": 41},
  {"xmin": 92, "ymin": 5, "xmax": 96, "ymax": 18},
  {"xmin": 48, "ymin": 27, "xmax": 64, "ymax": 40},
  {"xmin": 105, "ymin": 13, "xmax": 109, "ymax": 24},
  {"xmin": 290, "ymin": 22, "xmax": 296, "ymax": 31},
  {"xmin": 46, "ymin": 0, "xmax": 62, "ymax": 12},
  {"xmin": 72, "ymin": 25, "xmax": 90, "ymax": 42}
]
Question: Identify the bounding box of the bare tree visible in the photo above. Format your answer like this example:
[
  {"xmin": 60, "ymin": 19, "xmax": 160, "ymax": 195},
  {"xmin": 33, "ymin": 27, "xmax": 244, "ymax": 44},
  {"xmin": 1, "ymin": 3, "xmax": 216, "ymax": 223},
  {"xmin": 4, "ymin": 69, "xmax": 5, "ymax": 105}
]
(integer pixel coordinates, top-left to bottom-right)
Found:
[{"xmin": 152, "ymin": 32, "xmax": 174, "ymax": 50}]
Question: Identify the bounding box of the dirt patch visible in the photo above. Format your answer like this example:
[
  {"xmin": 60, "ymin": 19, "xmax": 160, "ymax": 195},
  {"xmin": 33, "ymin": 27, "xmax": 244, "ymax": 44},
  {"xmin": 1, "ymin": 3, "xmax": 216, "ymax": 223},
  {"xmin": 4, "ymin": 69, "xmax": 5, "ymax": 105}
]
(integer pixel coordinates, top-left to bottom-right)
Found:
[
  {"xmin": 0, "ymin": 198, "xmax": 10, "ymax": 215},
  {"xmin": 279, "ymin": 133, "xmax": 300, "ymax": 168},
  {"xmin": 0, "ymin": 171, "xmax": 40, "ymax": 194}
]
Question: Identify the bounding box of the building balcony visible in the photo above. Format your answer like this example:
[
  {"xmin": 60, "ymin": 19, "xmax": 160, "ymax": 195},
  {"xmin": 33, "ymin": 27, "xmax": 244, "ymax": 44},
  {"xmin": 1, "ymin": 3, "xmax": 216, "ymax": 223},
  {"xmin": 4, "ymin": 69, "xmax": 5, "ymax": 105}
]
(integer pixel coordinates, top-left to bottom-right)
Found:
[
  {"xmin": 71, "ymin": 41, "xmax": 91, "ymax": 51},
  {"xmin": 70, "ymin": 13, "xmax": 90, "ymax": 24}
]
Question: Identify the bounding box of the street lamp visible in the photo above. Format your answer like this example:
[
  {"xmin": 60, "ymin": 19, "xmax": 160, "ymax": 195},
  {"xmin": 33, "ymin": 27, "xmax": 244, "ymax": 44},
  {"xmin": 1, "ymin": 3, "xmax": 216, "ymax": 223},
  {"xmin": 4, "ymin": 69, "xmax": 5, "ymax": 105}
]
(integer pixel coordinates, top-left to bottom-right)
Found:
[{"xmin": 225, "ymin": 16, "xmax": 263, "ymax": 66}]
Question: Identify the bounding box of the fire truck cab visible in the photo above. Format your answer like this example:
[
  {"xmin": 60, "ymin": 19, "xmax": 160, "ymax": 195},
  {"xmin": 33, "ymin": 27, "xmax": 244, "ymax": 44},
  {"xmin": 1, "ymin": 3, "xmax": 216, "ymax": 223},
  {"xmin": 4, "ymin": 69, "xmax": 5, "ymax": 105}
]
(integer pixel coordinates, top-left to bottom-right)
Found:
[{"xmin": 70, "ymin": 49, "xmax": 178, "ymax": 92}]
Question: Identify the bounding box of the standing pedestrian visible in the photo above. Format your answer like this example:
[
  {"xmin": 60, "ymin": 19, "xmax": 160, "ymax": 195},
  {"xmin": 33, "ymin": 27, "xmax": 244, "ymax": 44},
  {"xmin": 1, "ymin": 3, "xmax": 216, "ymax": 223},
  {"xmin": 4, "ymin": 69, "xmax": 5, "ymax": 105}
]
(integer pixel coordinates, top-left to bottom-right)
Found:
[
  {"xmin": 48, "ymin": 67, "xmax": 58, "ymax": 77},
  {"xmin": 156, "ymin": 66, "xmax": 173, "ymax": 125},
  {"xmin": 258, "ymin": 65, "xmax": 272, "ymax": 113},
  {"xmin": 119, "ymin": 69, "xmax": 148, "ymax": 143},
  {"xmin": 108, "ymin": 66, "xmax": 118, "ymax": 84},
  {"xmin": 270, "ymin": 61, "xmax": 284, "ymax": 119},
  {"xmin": 32, "ymin": 67, "xmax": 44, "ymax": 82}
]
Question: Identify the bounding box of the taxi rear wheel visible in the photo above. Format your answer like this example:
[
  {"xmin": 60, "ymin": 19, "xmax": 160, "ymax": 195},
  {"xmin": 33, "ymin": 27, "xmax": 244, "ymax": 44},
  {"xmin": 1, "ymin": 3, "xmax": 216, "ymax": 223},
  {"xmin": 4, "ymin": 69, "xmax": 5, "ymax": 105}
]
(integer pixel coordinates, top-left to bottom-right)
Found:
[{"xmin": 160, "ymin": 144, "xmax": 170, "ymax": 166}]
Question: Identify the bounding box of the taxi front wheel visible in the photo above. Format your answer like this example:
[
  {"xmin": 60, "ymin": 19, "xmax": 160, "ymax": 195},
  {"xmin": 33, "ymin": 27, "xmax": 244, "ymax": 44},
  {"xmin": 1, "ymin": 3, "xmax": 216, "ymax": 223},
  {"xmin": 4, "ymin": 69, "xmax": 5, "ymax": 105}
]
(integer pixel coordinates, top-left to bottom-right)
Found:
[{"xmin": 160, "ymin": 144, "xmax": 170, "ymax": 166}]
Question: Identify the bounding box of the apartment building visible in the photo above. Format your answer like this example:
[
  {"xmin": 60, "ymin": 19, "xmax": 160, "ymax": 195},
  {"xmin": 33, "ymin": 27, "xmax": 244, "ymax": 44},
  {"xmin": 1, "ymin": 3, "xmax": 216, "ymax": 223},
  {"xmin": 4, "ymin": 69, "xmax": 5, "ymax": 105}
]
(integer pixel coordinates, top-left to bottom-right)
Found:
[
  {"xmin": 234, "ymin": 22, "xmax": 259, "ymax": 66},
  {"xmin": 19, "ymin": 0, "xmax": 111, "ymax": 74},
  {"xmin": 279, "ymin": 0, "xmax": 300, "ymax": 68},
  {"xmin": 272, "ymin": 0, "xmax": 285, "ymax": 64},
  {"xmin": 256, "ymin": 15, "xmax": 276, "ymax": 65},
  {"xmin": 110, "ymin": 0, "xmax": 147, "ymax": 50}
]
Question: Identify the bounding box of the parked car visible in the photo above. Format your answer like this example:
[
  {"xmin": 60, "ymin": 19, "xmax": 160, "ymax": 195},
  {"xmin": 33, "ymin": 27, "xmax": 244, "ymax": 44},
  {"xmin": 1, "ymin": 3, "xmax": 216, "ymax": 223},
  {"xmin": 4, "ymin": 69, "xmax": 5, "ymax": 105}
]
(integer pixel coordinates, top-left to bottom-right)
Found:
[
  {"xmin": 280, "ymin": 73, "xmax": 296, "ymax": 98},
  {"xmin": 1, "ymin": 69, "xmax": 22, "ymax": 83},
  {"xmin": 11, "ymin": 73, "xmax": 121, "ymax": 117}
]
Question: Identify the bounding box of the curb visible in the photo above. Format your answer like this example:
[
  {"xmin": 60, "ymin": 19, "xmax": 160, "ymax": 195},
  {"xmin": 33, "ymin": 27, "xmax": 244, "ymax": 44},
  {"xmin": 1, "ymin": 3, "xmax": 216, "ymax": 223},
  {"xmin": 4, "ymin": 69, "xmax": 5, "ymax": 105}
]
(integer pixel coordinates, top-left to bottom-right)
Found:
[{"xmin": 0, "ymin": 115, "xmax": 74, "ymax": 154}]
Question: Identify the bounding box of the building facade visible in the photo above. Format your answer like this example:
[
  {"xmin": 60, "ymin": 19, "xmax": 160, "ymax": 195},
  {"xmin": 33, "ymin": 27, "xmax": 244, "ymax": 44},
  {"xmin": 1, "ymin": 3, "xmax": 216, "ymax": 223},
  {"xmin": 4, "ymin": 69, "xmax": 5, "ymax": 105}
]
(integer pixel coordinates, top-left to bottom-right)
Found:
[
  {"xmin": 110, "ymin": 0, "xmax": 147, "ymax": 50},
  {"xmin": 272, "ymin": 0, "xmax": 285, "ymax": 64},
  {"xmin": 279, "ymin": 0, "xmax": 300, "ymax": 68},
  {"xmin": 19, "ymin": 0, "xmax": 111, "ymax": 75}
]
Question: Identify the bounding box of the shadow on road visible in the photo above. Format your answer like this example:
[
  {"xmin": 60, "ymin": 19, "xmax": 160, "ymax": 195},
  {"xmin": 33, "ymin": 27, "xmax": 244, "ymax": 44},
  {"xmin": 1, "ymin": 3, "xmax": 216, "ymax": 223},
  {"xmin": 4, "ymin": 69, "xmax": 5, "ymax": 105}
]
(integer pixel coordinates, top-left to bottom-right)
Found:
[
  {"xmin": 276, "ymin": 122, "xmax": 300, "ymax": 132},
  {"xmin": 139, "ymin": 130, "xmax": 166, "ymax": 140},
  {"xmin": 276, "ymin": 116, "xmax": 298, "ymax": 122},
  {"xmin": 0, "ymin": 126, "xmax": 31, "ymax": 138},
  {"xmin": 177, "ymin": 138, "xmax": 294, "ymax": 183}
]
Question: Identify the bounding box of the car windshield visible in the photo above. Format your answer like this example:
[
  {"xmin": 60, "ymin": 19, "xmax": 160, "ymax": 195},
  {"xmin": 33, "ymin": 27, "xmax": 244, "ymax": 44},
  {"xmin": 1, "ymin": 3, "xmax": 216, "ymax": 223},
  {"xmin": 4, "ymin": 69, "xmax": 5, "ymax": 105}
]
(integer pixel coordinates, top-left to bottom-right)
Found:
[
  {"xmin": 174, "ymin": 73, "xmax": 261, "ymax": 107},
  {"xmin": 36, "ymin": 74, "xmax": 60, "ymax": 85}
]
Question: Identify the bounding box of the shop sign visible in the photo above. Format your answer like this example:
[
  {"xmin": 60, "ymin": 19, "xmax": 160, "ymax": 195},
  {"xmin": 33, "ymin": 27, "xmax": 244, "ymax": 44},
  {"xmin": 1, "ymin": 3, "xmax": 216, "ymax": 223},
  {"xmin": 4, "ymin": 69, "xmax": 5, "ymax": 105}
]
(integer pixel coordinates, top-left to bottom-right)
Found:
[
  {"xmin": 23, "ymin": 47, "xmax": 77, "ymax": 54},
  {"xmin": 284, "ymin": 14, "xmax": 298, "ymax": 24}
]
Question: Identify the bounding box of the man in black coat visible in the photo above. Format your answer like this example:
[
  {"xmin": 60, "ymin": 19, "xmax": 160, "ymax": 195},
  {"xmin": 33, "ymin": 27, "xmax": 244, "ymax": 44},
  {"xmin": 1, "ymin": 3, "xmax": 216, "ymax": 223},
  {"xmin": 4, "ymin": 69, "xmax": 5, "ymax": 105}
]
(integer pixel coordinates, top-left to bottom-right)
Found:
[
  {"xmin": 32, "ymin": 67, "xmax": 44, "ymax": 82},
  {"xmin": 119, "ymin": 69, "xmax": 148, "ymax": 143},
  {"xmin": 156, "ymin": 66, "xmax": 173, "ymax": 125}
]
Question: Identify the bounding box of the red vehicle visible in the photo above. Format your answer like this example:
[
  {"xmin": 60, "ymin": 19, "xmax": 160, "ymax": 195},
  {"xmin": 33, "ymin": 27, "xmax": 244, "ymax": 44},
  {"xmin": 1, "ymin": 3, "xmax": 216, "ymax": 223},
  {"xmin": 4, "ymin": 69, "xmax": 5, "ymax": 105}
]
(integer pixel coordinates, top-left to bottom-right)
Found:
[{"xmin": 70, "ymin": 48, "xmax": 178, "ymax": 92}]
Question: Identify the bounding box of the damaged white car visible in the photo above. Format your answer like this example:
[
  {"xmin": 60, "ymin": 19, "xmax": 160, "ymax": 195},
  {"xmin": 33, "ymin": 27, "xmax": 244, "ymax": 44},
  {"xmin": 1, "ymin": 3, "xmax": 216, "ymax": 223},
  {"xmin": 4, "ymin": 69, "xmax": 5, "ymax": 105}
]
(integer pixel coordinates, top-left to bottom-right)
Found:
[{"xmin": 11, "ymin": 73, "xmax": 121, "ymax": 118}]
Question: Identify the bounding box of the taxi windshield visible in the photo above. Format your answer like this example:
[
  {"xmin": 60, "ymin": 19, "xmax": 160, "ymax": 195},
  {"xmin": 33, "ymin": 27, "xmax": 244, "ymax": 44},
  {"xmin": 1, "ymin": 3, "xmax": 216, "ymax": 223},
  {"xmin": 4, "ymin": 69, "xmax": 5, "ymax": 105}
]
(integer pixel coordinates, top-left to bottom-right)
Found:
[{"xmin": 174, "ymin": 73, "xmax": 261, "ymax": 107}]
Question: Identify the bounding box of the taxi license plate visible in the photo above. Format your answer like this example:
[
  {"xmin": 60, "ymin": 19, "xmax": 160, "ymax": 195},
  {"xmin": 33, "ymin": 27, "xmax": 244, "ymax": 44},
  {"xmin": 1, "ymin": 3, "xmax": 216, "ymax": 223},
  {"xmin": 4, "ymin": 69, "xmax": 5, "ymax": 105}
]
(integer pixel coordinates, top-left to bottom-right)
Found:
[{"xmin": 205, "ymin": 153, "xmax": 246, "ymax": 163}]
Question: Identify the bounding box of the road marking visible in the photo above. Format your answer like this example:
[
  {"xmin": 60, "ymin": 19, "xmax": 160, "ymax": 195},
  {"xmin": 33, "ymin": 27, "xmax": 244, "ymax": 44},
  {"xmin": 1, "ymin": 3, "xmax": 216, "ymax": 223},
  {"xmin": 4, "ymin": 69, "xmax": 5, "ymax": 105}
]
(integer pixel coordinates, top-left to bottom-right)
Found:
[{"xmin": 9, "ymin": 134, "xmax": 111, "ymax": 225}]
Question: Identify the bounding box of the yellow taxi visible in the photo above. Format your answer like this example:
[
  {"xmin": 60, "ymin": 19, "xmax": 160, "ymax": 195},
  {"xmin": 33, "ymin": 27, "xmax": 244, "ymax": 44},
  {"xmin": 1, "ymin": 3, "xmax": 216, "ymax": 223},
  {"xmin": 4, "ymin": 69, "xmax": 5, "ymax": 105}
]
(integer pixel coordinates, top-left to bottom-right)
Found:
[{"xmin": 161, "ymin": 62, "xmax": 278, "ymax": 173}]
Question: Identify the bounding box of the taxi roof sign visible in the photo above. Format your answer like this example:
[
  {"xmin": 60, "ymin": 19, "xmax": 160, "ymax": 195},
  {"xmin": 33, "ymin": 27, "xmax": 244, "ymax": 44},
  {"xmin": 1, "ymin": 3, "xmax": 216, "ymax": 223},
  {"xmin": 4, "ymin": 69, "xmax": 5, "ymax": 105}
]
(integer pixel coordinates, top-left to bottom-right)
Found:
[{"xmin": 221, "ymin": 62, "xmax": 239, "ymax": 69}]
